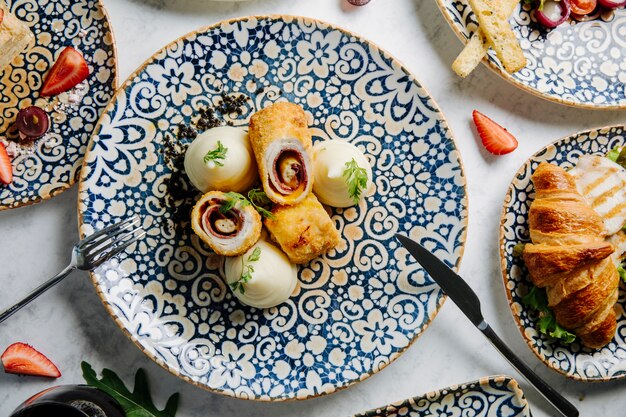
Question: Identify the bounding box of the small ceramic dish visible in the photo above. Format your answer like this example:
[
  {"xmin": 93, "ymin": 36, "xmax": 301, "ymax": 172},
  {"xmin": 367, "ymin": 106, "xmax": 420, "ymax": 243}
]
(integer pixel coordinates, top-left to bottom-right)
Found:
[
  {"xmin": 500, "ymin": 125, "xmax": 626, "ymax": 381},
  {"xmin": 353, "ymin": 375, "xmax": 531, "ymax": 417},
  {"xmin": 436, "ymin": 1, "xmax": 626, "ymax": 109},
  {"xmin": 78, "ymin": 15, "xmax": 469, "ymax": 400},
  {"xmin": 0, "ymin": 0, "xmax": 117, "ymax": 210}
]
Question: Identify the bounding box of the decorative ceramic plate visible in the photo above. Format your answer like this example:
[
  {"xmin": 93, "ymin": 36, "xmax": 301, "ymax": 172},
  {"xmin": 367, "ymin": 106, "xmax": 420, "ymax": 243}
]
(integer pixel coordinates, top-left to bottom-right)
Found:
[
  {"xmin": 0, "ymin": 0, "xmax": 117, "ymax": 210},
  {"xmin": 436, "ymin": 1, "xmax": 626, "ymax": 109},
  {"xmin": 500, "ymin": 125, "xmax": 626, "ymax": 381},
  {"xmin": 353, "ymin": 376, "xmax": 530, "ymax": 417},
  {"xmin": 77, "ymin": 15, "xmax": 468, "ymax": 401}
]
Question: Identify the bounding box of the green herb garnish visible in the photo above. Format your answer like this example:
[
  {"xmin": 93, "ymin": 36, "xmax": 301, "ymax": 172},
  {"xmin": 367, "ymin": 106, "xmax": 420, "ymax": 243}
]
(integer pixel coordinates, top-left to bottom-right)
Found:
[
  {"xmin": 220, "ymin": 191, "xmax": 250, "ymax": 214},
  {"xmin": 343, "ymin": 158, "xmax": 368, "ymax": 205},
  {"xmin": 618, "ymin": 264, "xmax": 626, "ymax": 283},
  {"xmin": 512, "ymin": 243, "xmax": 526, "ymax": 257},
  {"xmin": 606, "ymin": 146, "xmax": 626, "ymax": 169},
  {"xmin": 203, "ymin": 140, "xmax": 228, "ymax": 167},
  {"xmin": 522, "ymin": 285, "xmax": 576, "ymax": 344},
  {"xmin": 230, "ymin": 246, "xmax": 262, "ymax": 294},
  {"xmin": 82, "ymin": 361, "xmax": 179, "ymax": 417},
  {"xmin": 248, "ymin": 188, "xmax": 275, "ymax": 219}
]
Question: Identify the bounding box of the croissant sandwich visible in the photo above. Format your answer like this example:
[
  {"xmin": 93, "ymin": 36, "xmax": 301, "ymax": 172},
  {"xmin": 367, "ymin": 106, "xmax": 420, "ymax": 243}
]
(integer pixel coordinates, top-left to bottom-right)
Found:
[{"xmin": 522, "ymin": 162, "xmax": 619, "ymax": 349}]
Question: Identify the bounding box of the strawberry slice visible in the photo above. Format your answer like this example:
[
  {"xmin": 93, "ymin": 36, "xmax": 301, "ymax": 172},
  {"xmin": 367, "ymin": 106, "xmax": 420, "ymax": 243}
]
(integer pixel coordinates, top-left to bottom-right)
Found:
[
  {"xmin": 40, "ymin": 47, "xmax": 89, "ymax": 97},
  {"xmin": 472, "ymin": 110, "xmax": 518, "ymax": 155},
  {"xmin": 0, "ymin": 143, "xmax": 12, "ymax": 185},
  {"xmin": 1, "ymin": 343, "xmax": 61, "ymax": 378}
]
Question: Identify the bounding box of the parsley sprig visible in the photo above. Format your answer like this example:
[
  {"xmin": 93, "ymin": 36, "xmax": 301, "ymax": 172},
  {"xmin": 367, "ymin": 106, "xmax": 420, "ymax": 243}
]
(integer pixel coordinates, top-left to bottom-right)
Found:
[
  {"xmin": 248, "ymin": 188, "xmax": 275, "ymax": 219},
  {"xmin": 522, "ymin": 285, "xmax": 576, "ymax": 344},
  {"xmin": 203, "ymin": 141, "xmax": 228, "ymax": 167},
  {"xmin": 219, "ymin": 192, "xmax": 248, "ymax": 214},
  {"xmin": 230, "ymin": 246, "xmax": 262, "ymax": 294},
  {"xmin": 219, "ymin": 190, "xmax": 275, "ymax": 219},
  {"xmin": 343, "ymin": 158, "xmax": 368, "ymax": 205}
]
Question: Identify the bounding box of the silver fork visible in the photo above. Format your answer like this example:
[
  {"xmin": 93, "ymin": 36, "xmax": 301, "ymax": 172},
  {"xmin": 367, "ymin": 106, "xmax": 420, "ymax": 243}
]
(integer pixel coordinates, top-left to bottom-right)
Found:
[{"xmin": 0, "ymin": 216, "xmax": 145, "ymax": 324}]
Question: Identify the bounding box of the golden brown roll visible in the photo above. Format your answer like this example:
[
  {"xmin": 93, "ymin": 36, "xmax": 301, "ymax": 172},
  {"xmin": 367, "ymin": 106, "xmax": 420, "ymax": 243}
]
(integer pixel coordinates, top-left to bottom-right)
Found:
[
  {"xmin": 522, "ymin": 162, "xmax": 619, "ymax": 349},
  {"xmin": 191, "ymin": 191, "xmax": 261, "ymax": 257},
  {"xmin": 264, "ymin": 194, "xmax": 340, "ymax": 264},
  {"xmin": 249, "ymin": 102, "xmax": 313, "ymax": 206}
]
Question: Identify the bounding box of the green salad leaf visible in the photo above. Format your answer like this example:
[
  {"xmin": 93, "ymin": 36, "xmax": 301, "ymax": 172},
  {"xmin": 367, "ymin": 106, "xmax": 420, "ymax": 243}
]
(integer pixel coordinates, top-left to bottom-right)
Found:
[
  {"xmin": 522, "ymin": 285, "xmax": 576, "ymax": 344},
  {"xmin": 82, "ymin": 362, "xmax": 179, "ymax": 417},
  {"xmin": 618, "ymin": 265, "xmax": 626, "ymax": 283},
  {"xmin": 606, "ymin": 146, "xmax": 626, "ymax": 169}
]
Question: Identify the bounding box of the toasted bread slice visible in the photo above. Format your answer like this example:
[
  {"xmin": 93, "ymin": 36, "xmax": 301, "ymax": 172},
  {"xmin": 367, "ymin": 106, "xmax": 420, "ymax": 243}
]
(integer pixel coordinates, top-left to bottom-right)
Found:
[
  {"xmin": 0, "ymin": 3, "xmax": 35, "ymax": 71},
  {"xmin": 467, "ymin": 0, "xmax": 526, "ymax": 74},
  {"xmin": 452, "ymin": 0, "xmax": 518, "ymax": 77}
]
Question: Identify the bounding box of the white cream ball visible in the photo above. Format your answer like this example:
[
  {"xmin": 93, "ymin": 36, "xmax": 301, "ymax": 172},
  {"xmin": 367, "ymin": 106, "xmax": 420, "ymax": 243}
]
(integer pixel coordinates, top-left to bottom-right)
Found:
[
  {"xmin": 312, "ymin": 140, "xmax": 373, "ymax": 207},
  {"xmin": 224, "ymin": 240, "xmax": 298, "ymax": 309},
  {"xmin": 184, "ymin": 126, "xmax": 258, "ymax": 193}
]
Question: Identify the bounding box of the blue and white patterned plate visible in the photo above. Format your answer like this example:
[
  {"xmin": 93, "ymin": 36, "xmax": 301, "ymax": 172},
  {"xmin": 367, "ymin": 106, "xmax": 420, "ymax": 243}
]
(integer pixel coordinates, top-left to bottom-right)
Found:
[
  {"xmin": 500, "ymin": 126, "xmax": 626, "ymax": 381},
  {"xmin": 0, "ymin": 0, "xmax": 117, "ymax": 210},
  {"xmin": 353, "ymin": 375, "xmax": 530, "ymax": 417},
  {"xmin": 77, "ymin": 16, "xmax": 468, "ymax": 400},
  {"xmin": 436, "ymin": 1, "xmax": 626, "ymax": 109}
]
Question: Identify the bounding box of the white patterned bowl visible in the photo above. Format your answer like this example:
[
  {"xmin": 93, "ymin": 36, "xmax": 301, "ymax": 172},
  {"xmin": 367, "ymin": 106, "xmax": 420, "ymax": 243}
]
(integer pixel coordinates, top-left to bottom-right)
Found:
[
  {"xmin": 436, "ymin": 1, "xmax": 626, "ymax": 109},
  {"xmin": 0, "ymin": 0, "xmax": 117, "ymax": 210},
  {"xmin": 78, "ymin": 15, "xmax": 468, "ymax": 400},
  {"xmin": 500, "ymin": 126, "xmax": 626, "ymax": 381},
  {"xmin": 353, "ymin": 375, "xmax": 531, "ymax": 417}
]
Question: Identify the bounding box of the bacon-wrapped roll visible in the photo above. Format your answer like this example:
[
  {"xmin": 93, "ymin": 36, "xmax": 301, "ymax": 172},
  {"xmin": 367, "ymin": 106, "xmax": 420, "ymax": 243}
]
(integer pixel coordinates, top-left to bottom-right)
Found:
[
  {"xmin": 191, "ymin": 191, "xmax": 262, "ymax": 256},
  {"xmin": 264, "ymin": 194, "xmax": 340, "ymax": 264},
  {"xmin": 249, "ymin": 102, "xmax": 313, "ymax": 205}
]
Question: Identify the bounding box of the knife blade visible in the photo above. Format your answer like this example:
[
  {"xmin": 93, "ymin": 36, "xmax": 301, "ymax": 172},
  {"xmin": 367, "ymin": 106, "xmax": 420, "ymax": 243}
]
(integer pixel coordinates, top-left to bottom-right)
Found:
[{"xmin": 396, "ymin": 234, "xmax": 579, "ymax": 417}]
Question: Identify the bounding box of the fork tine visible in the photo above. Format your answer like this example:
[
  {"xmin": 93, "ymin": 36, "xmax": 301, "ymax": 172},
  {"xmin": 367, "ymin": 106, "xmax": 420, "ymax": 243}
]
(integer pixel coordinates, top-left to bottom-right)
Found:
[
  {"xmin": 81, "ymin": 216, "xmax": 140, "ymax": 247},
  {"xmin": 83, "ymin": 223, "xmax": 142, "ymax": 255},
  {"xmin": 87, "ymin": 230, "xmax": 147, "ymax": 269}
]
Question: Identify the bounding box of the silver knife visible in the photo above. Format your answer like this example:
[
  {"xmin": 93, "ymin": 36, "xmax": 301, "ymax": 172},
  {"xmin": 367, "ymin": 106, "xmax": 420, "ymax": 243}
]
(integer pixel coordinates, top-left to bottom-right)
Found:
[{"xmin": 396, "ymin": 234, "xmax": 579, "ymax": 417}]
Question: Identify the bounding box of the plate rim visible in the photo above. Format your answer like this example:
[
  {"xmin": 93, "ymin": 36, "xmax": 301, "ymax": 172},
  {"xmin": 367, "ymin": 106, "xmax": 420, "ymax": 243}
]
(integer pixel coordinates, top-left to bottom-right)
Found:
[
  {"xmin": 498, "ymin": 124, "xmax": 626, "ymax": 382},
  {"xmin": 0, "ymin": 0, "xmax": 119, "ymax": 212},
  {"xmin": 353, "ymin": 375, "xmax": 530, "ymax": 417},
  {"xmin": 434, "ymin": 0, "xmax": 626, "ymax": 111},
  {"xmin": 76, "ymin": 14, "xmax": 470, "ymax": 401}
]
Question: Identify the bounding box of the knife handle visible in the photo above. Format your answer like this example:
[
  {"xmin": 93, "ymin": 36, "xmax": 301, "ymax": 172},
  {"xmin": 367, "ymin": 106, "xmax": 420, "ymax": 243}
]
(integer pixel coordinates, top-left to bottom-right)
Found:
[{"xmin": 480, "ymin": 323, "xmax": 579, "ymax": 417}]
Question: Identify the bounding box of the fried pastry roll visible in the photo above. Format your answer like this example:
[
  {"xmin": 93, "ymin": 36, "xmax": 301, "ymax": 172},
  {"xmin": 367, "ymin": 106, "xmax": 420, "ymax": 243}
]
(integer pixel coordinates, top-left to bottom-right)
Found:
[
  {"xmin": 264, "ymin": 194, "xmax": 340, "ymax": 264},
  {"xmin": 249, "ymin": 102, "xmax": 313, "ymax": 205},
  {"xmin": 191, "ymin": 191, "xmax": 261, "ymax": 256}
]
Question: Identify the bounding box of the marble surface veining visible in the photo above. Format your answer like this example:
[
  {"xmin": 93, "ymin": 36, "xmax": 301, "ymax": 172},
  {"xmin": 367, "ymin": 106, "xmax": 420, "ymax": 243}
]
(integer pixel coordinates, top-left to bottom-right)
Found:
[{"xmin": 1, "ymin": 0, "xmax": 625, "ymax": 416}]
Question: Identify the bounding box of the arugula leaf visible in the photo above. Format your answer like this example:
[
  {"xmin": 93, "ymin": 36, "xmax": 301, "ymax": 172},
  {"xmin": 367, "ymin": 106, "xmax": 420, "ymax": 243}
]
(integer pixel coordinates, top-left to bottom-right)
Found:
[
  {"xmin": 522, "ymin": 285, "xmax": 576, "ymax": 344},
  {"xmin": 81, "ymin": 362, "xmax": 179, "ymax": 417},
  {"xmin": 230, "ymin": 246, "xmax": 262, "ymax": 294},
  {"xmin": 607, "ymin": 147, "xmax": 620, "ymax": 162},
  {"xmin": 522, "ymin": 285, "xmax": 547, "ymax": 311},
  {"xmin": 618, "ymin": 264, "xmax": 626, "ymax": 283},
  {"xmin": 512, "ymin": 243, "xmax": 526, "ymax": 257},
  {"xmin": 220, "ymin": 192, "xmax": 250, "ymax": 214},
  {"xmin": 203, "ymin": 140, "xmax": 228, "ymax": 167},
  {"xmin": 343, "ymin": 158, "xmax": 369, "ymax": 205},
  {"xmin": 248, "ymin": 188, "xmax": 275, "ymax": 219}
]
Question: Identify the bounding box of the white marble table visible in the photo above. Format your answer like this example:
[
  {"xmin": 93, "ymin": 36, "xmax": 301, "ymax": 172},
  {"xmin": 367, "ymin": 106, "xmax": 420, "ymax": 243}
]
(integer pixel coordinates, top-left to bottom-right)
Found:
[{"xmin": 1, "ymin": 0, "xmax": 625, "ymax": 415}]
